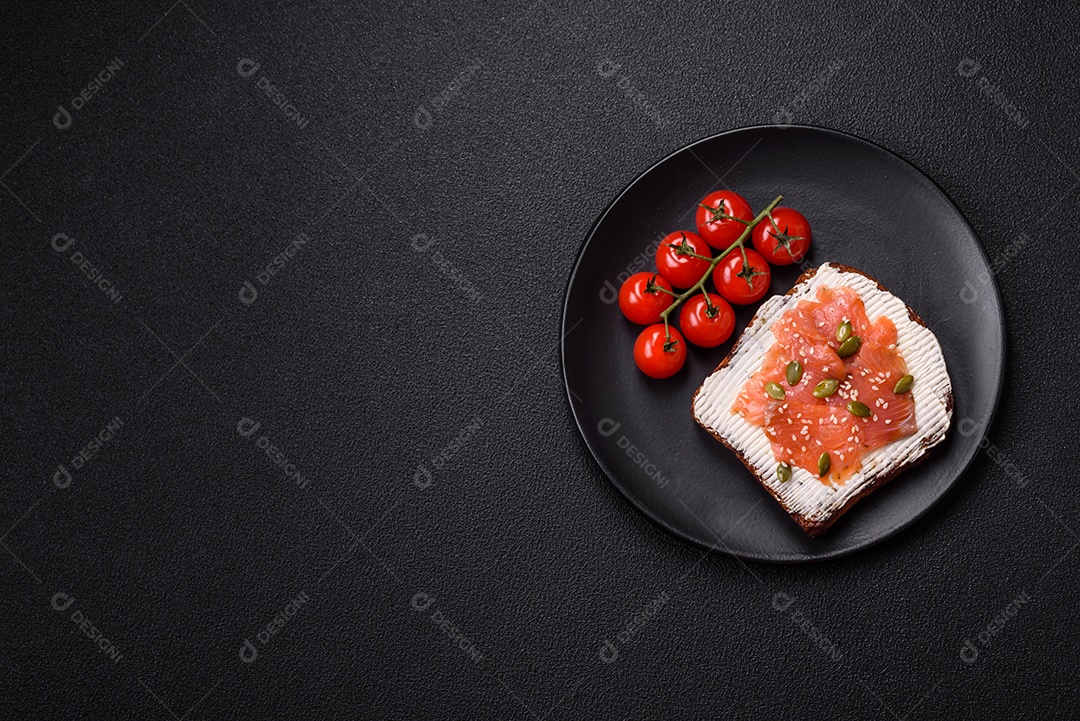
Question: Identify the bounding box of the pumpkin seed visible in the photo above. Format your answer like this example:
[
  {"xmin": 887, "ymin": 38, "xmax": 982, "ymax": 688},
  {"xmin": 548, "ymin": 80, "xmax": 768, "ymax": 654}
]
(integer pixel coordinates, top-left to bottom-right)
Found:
[
  {"xmin": 786, "ymin": 361, "xmax": 803, "ymax": 386},
  {"xmin": 812, "ymin": 379, "xmax": 839, "ymax": 398},
  {"xmin": 837, "ymin": 335, "xmax": 862, "ymax": 357},
  {"xmin": 765, "ymin": 381, "xmax": 786, "ymax": 400},
  {"xmin": 847, "ymin": 401, "xmax": 871, "ymax": 417},
  {"xmin": 777, "ymin": 463, "xmax": 792, "ymax": 483},
  {"xmin": 817, "ymin": 452, "xmax": 831, "ymax": 477},
  {"xmin": 894, "ymin": 374, "xmax": 914, "ymax": 394},
  {"xmin": 836, "ymin": 320, "xmax": 852, "ymax": 343}
]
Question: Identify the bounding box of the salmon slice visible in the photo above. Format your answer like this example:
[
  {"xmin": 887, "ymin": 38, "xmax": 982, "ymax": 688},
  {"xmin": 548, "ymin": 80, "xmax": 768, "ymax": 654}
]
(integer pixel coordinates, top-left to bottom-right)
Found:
[{"xmin": 732, "ymin": 284, "xmax": 917, "ymax": 484}]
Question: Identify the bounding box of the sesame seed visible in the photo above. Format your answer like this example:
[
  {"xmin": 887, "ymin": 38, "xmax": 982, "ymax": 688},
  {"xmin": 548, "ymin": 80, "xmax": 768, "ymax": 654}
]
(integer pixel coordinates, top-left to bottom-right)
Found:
[
  {"xmin": 885, "ymin": 419, "xmax": 892, "ymax": 424},
  {"xmin": 882, "ymin": 402, "xmax": 889, "ymax": 409},
  {"xmin": 873, "ymin": 414, "xmax": 879, "ymax": 421},
  {"xmin": 871, "ymin": 385, "xmax": 879, "ymax": 391}
]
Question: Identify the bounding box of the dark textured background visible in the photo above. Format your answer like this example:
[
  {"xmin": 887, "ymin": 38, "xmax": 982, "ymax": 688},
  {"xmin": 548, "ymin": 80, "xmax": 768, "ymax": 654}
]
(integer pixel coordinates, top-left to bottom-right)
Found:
[{"xmin": 2, "ymin": 1, "xmax": 1078, "ymax": 718}]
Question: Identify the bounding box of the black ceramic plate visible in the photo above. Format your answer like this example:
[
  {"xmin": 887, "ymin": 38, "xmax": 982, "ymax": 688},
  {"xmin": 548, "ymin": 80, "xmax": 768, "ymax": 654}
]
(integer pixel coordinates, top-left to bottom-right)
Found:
[{"xmin": 561, "ymin": 125, "xmax": 1004, "ymax": 563}]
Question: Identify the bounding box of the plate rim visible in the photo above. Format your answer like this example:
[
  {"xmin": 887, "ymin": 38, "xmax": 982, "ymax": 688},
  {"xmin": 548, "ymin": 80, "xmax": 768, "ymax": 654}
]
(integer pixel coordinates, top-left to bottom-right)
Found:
[{"xmin": 559, "ymin": 123, "xmax": 1007, "ymax": 564}]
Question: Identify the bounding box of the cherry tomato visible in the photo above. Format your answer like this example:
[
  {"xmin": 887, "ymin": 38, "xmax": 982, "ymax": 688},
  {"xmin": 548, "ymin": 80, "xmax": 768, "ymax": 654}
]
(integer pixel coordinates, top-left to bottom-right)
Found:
[
  {"xmin": 679, "ymin": 293, "xmax": 736, "ymax": 348},
  {"xmin": 618, "ymin": 272, "xmax": 674, "ymax": 325},
  {"xmin": 656, "ymin": 231, "xmax": 711, "ymax": 289},
  {"xmin": 713, "ymin": 248, "xmax": 771, "ymax": 305},
  {"xmin": 633, "ymin": 324, "xmax": 686, "ymax": 379},
  {"xmin": 752, "ymin": 207, "xmax": 812, "ymax": 265},
  {"xmin": 695, "ymin": 191, "xmax": 754, "ymax": 249}
]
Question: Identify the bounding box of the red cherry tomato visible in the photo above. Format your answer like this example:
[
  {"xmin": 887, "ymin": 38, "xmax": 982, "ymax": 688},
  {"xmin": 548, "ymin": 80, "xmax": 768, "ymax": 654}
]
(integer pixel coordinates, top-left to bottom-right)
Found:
[
  {"xmin": 713, "ymin": 248, "xmax": 771, "ymax": 305},
  {"xmin": 633, "ymin": 324, "xmax": 686, "ymax": 379},
  {"xmin": 752, "ymin": 207, "xmax": 812, "ymax": 265},
  {"xmin": 679, "ymin": 293, "xmax": 736, "ymax": 348},
  {"xmin": 655, "ymin": 231, "xmax": 711, "ymax": 289},
  {"xmin": 695, "ymin": 191, "xmax": 754, "ymax": 249},
  {"xmin": 618, "ymin": 272, "xmax": 674, "ymax": 325}
]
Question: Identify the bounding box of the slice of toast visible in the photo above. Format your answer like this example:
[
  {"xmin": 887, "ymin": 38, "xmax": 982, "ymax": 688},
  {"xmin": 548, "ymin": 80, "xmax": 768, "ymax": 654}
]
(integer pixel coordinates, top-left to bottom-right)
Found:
[{"xmin": 691, "ymin": 263, "xmax": 953, "ymax": 537}]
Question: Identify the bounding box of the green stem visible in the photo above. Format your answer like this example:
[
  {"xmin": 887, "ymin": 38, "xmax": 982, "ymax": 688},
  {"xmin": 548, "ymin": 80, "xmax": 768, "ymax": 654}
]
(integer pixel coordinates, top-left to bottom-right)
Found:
[
  {"xmin": 698, "ymin": 203, "xmax": 752, "ymax": 225},
  {"xmin": 659, "ymin": 194, "xmax": 783, "ymax": 323}
]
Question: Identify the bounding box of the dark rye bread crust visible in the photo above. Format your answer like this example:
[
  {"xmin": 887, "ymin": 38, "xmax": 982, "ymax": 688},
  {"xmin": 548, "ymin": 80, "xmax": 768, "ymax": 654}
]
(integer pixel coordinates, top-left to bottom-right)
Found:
[{"xmin": 690, "ymin": 263, "xmax": 954, "ymax": 538}]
